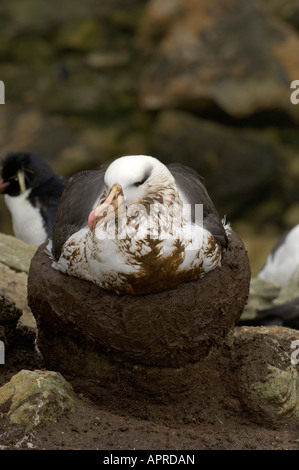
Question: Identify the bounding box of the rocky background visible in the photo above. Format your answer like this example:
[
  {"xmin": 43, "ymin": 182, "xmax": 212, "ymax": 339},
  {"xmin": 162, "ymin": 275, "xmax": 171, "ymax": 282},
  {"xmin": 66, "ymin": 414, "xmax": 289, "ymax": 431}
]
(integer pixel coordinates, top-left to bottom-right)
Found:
[
  {"xmin": 1, "ymin": 0, "xmax": 299, "ymax": 274},
  {"xmin": 2, "ymin": 1, "xmax": 299, "ymax": 448}
]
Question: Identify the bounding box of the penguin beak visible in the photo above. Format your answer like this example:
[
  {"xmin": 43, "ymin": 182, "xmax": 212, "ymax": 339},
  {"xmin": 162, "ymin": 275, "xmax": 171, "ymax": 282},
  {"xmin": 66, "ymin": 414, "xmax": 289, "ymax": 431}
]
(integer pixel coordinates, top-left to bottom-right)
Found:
[
  {"xmin": 17, "ymin": 170, "xmax": 26, "ymax": 194},
  {"xmin": 0, "ymin": 179, "xmax": 10, "ymax": 193},
  {"xmin": 88, "ymin": 184, "xmax": 125, "ymax": 231}
]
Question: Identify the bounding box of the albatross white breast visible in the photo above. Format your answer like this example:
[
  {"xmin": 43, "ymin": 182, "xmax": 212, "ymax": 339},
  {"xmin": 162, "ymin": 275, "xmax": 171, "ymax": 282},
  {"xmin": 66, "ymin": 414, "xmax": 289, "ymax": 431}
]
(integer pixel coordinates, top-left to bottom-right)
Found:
[{"xmin": 49, "ymin": 155, "xmax": 230, "ymax": 295}]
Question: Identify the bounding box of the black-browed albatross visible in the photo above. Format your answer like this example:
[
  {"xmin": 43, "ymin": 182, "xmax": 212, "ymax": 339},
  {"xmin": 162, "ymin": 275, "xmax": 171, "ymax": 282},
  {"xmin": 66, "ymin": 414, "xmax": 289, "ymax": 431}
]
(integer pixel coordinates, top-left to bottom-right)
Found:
[{"xmin": 49, "ymin": 155, "xmax": 229, "ymax": 295}]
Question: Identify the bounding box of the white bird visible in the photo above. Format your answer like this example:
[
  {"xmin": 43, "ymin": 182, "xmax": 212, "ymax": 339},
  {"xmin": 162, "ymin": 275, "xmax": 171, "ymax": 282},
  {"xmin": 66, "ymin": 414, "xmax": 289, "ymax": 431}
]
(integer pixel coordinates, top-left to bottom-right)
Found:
[
  {"xmin": 49, "ymin": 155, "xmax": 229, "ymax": 295},
  {"xmin": 258, "ymin": 225, "xmax": 299, "ymax": 286}
]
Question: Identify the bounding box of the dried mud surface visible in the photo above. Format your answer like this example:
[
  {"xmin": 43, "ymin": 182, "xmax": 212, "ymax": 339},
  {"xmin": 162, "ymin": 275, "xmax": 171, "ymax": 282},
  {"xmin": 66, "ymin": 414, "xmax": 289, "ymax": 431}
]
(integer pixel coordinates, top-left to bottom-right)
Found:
[{"xmin": 1, "ymin": 339, "xmax": 299, "ymax": 451}]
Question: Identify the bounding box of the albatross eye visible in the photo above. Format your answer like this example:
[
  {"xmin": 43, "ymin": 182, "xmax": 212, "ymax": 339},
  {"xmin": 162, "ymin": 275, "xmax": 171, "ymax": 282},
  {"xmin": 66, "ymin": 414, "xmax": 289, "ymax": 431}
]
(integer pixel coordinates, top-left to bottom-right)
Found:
[{"xmin": 133, "ymin": 175, "xmax": 148, "ymax": 187}]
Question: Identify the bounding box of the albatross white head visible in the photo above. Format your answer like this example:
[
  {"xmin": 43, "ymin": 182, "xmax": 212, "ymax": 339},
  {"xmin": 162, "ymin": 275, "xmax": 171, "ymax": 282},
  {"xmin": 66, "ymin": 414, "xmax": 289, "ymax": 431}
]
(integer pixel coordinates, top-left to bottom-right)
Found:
[{"xmin": 88, "ymin": 155, "xmax": 179, "ymax": 231}]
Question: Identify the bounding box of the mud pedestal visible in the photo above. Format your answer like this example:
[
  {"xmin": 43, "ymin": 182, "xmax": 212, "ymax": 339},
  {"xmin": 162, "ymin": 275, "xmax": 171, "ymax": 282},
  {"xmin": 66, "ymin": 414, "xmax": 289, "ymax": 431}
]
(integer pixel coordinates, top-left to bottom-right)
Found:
[{"xmin": 27, "ymin": 235, "xmax": 299, "ymax": 424}]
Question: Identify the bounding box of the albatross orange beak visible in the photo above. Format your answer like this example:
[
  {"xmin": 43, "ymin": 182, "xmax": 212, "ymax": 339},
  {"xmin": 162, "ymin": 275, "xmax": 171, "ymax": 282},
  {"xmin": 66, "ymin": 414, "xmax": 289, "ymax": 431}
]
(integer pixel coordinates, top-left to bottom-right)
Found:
[
  {"xmin": 88, "ymin": 183, "xmax": 125, "ymax": 231},
  {"xmin": 0, "ymin": 179, "xmax": 10, "ymax": 193}
]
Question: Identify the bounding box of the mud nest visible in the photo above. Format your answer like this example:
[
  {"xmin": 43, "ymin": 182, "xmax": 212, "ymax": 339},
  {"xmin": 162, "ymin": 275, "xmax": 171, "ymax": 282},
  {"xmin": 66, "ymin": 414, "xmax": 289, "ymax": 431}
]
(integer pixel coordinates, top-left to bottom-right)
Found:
[{"xmin": 28, "ymin": 230, "xmax": 250, "ymax": 368}]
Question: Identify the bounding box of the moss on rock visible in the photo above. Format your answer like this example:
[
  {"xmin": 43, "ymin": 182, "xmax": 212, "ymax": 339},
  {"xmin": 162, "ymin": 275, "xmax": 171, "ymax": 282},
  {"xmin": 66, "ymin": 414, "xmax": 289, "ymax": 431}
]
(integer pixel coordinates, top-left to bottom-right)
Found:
[{"xmin": 0, "ymin": 370, "xmax": 76, "ymax": 427}]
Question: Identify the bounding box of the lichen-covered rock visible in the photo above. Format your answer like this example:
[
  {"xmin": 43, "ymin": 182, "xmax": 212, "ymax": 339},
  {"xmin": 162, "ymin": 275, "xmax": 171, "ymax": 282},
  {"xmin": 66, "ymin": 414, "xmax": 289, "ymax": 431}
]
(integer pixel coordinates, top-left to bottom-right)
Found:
[
  {"xmin": 0, "ymin": 370, "xmax": 76, "ymax": 427},
  {"xmin": 28, "ymin": 230, "xmax": 250, "ymax": 369},
  {"xmin": 229, "ymin": 326, "xmax": 299, "ymax": 424},
  {"xmin": 0, "ymin": 233, "xmax": 37, "ymax": 273}
]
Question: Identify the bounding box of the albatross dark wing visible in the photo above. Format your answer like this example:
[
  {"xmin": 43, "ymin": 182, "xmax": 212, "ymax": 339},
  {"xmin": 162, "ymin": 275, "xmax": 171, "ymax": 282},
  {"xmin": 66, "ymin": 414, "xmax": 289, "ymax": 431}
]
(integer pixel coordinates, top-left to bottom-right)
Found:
[
  {"xmin": 167, "ymin": 163, "xmax": 228, "ymax": 249},
  {"xmin": 52, "ymin": 168, "xmax": 106, "ymax": 260}
]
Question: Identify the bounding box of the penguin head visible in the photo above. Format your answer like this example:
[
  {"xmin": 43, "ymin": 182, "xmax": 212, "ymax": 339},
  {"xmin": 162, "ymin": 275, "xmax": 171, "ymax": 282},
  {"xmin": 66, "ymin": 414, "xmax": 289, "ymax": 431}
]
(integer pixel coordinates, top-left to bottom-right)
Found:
[{"xmin": 0, "ymin": 152, "xmax": 55, "ymax": 196}]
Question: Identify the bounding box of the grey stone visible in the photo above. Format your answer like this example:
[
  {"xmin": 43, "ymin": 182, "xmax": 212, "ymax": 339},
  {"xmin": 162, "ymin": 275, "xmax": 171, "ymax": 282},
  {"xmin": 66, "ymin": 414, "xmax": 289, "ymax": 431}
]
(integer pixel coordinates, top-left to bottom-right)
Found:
[
  {"xmin": 229, "ymin": 326, "xmax": 299, "ymax": 424},
  {"xmin": 0, "ymin": 370, "xmax": 76, "ymax": 427},
  {"xmin": 0, "ymin": 233, "xmax": 37, "ymax": 273}
]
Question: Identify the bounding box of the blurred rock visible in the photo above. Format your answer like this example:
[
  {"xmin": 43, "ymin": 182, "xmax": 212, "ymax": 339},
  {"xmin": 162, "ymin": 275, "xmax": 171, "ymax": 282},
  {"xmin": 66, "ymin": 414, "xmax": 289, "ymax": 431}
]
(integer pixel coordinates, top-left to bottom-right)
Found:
[
  {"xmin": 148, "ymin": 110, "xmax": 285, "ymax": 218},
  {"xmin": 240, "ymin": 277, "xmax": 281, "ymax": 322},
  {"xmin": 279, "ymin": 0, "xmax": 299, "ymax": 31},
  {"xmin": 11, "ymin": 38, "xmax": 54, "ymax": 65},
  {"xmin": 0, "ymin": 1, "xmax": 89, "ymax": 38},
  {"xmin": 0, "ymin": 292, "xmax": 35, "ymax": 353},
  {"xmin": 0, "ymin": 106, "xmax": 80, "ymax": 172},
  {"xmin": 0, "ymin": 233, "xmax": 36, "ymax": 273},
  {"xmin": 239, "ymin": 265, "xmax": 299, "ymax": 330},
  {"xmin": 138, "ymin": 0, "xmax": 184, "ymax": 48},
  {"xmin": 1, "ymin": 0, "xmax": 299, "ymax": 237},
  {"xmin": 0, "ymin": 105, "xmax": 112, "ymax": 181},
  {"xmin": 237, "ymin": 231, "xmax": 280, "ymax": 278},
  {"xmin": 0, "ymin": 370, "xmax": 76, "ymax": 427},
  {"xmin": 274, "ymin": 264, "xmax": 299, "ymax": 305},
  {"xmin": 139, "ymin": 0, "xmax": 299, "ymax": 121},
  {"xmin": 54, "ymin": 19, "xmax": 104, "ymax": 52},
  {"xmin": 283, "ymin": 202, "xmax": 299, "ymax": 228},
  {"xmin": 85, "ymin": 51, "xmax": 130, "ymax": 69},
  {"xmin": 0, "ymin": 234, "xmax": 37, "ymax": 329}
]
